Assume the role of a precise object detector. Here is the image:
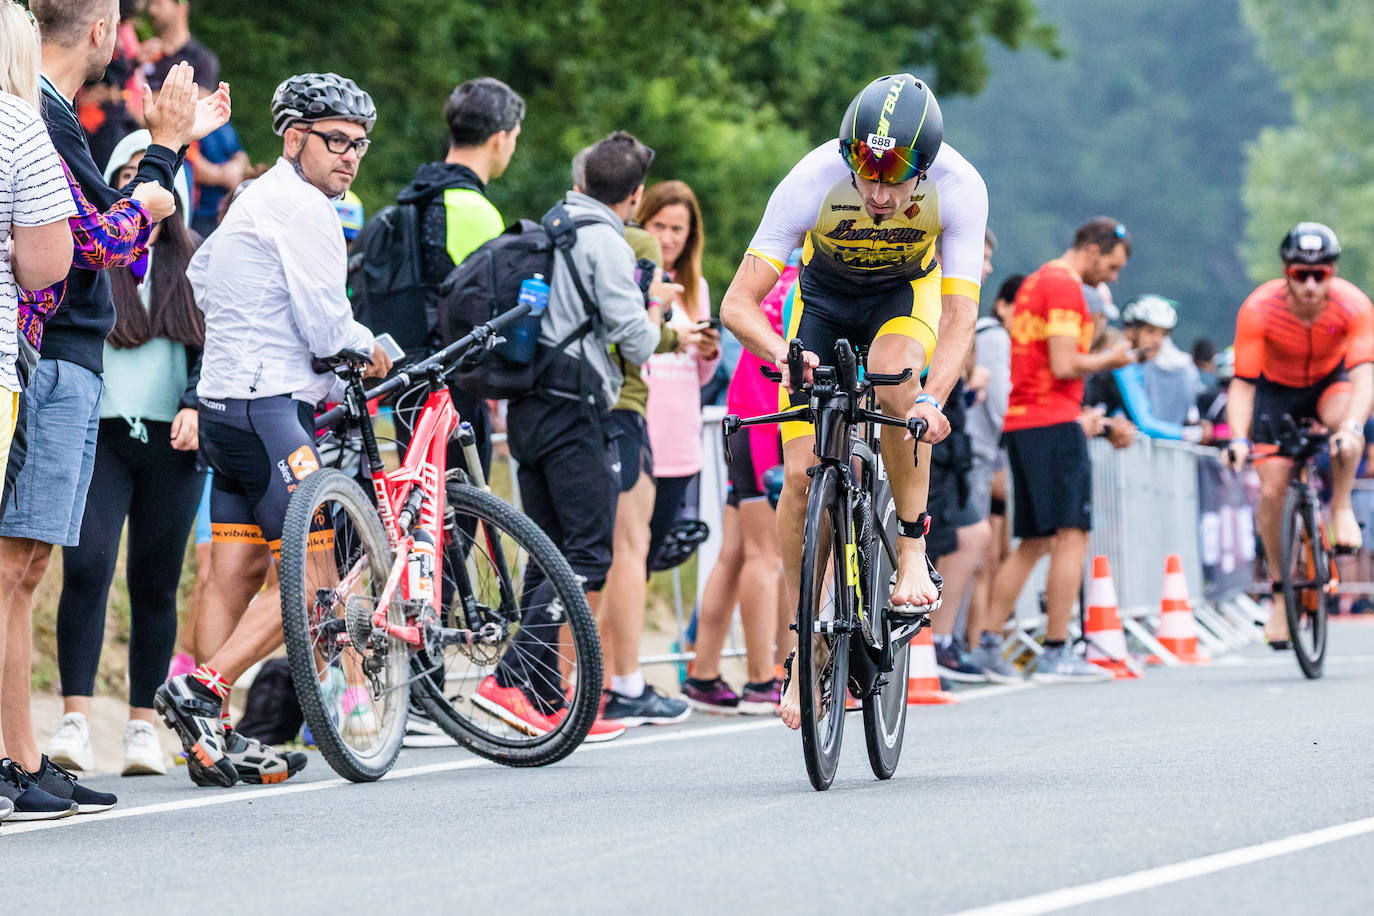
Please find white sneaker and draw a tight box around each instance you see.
[121,721,167,776]
[47,712,94,773]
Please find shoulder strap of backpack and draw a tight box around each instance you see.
[542,204,602,322]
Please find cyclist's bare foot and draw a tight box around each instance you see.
[1331,506,1362,551]
[779,638,828,731]
[890,542,940,612]
[1264,594,1290,644]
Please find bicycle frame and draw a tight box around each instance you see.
[723,339,922,672]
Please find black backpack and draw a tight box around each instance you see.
[438,203,600,400]
[347,203,435,357]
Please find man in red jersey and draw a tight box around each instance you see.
[988,217,1133,682]
[1224,222,1374,646]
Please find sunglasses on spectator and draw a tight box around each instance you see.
[1284,263,1334,284]
[304,129,371,157]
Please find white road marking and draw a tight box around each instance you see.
[0,719,780,836]
[951,682,1036,702]
[943,815,1374,916]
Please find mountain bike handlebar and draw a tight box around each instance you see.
[314,303,533,431]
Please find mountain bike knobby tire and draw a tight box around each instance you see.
[413,482,602,766]
[861,478,909,779]
[798,464,850,791]
[1280,486,1329,679]
[279,469,409,782]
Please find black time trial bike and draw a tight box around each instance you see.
[724,338,929,791]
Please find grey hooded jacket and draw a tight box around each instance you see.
[540,191,659,411]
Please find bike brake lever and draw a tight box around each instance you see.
[722,414,741,463]
[787,339,805,393]
[759,365,784,382]
[908,417,928,467]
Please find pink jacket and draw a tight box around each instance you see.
[644,276,720,477]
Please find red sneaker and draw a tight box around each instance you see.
[548,707,626,743]
[472,676,556,736]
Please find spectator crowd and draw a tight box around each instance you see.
[0,0,1365,823]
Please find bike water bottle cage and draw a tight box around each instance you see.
[897,512,931,539]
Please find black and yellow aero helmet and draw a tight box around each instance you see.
[838,74,943,184]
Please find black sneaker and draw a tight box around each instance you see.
[26,756,117,814]
[935,637,988,683]
[0,758,77,821]
[154,674,238,787]
[602,685,691,727]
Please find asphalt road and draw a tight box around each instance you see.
[6,620,1374,915]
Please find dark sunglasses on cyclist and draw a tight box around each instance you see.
[305,129,371,157]
[1284,263,1334,284]
[839,138,922,184]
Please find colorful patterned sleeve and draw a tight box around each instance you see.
[16,160,154,349]
[61,159,153,270]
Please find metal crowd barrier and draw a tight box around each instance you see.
[1009,436,1266,663]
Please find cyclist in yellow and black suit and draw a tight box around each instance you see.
[722,74,988,730]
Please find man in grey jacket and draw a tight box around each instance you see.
[486,131,671,729]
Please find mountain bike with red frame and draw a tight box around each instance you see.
[278,306,603,781]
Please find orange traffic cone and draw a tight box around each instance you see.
[907,626,958,705]
[1083,555,1140,679]
[1156,554,1209,665]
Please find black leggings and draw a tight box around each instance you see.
[56,418,204,707]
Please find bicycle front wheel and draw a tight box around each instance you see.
[798,464,850,791]
[1280,486,1329,679]
[412,474,602,766]
[279,469,409,782]
[862,478,909,780]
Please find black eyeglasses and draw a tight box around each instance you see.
[304,129,371,157]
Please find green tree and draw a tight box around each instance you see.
[1239,0,1374,293]
[940,0,1285,346]
[192,0,1055,300]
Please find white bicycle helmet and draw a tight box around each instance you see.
[1122,294,1178,330]
[1215,345,1234,382]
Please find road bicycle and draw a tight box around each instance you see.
[1268,415,1336,679]
[278,305,603,781]
[724,338,928,791]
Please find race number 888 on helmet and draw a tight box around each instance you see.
[271,72,377,136]
[838,74,943,184]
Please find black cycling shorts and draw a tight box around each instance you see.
[779,265,941,443]
[1251,367,1351,447]
[608,409,653,494]
[725,426,781,508]
[198,395,321,555]
[1005,421,1091,540]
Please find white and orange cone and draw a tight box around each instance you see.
[1083,555,1140,679]
[907,626,958,705]
[1155,554,1209,665]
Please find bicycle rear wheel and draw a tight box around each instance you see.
[411,473,602,766]
[862,479,909,779]
[1280,486,1329,679]
[279,469,409,782]
[798,464,850,791]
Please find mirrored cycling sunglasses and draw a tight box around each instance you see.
[839,138,922,184]
[1284,263,1334,284]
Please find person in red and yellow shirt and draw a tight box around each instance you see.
[990,217,1133,682]
[1224,222,1374,647]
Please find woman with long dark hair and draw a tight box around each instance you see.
[45,133,205,777]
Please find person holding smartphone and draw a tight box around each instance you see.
[637,180,721,572]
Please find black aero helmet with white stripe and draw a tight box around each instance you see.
[271,72,376,136]
[838,74,943,184]
[1279,221,1341,265]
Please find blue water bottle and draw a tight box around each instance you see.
[506,273,549,362]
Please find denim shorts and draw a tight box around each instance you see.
[0,359,103,547]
